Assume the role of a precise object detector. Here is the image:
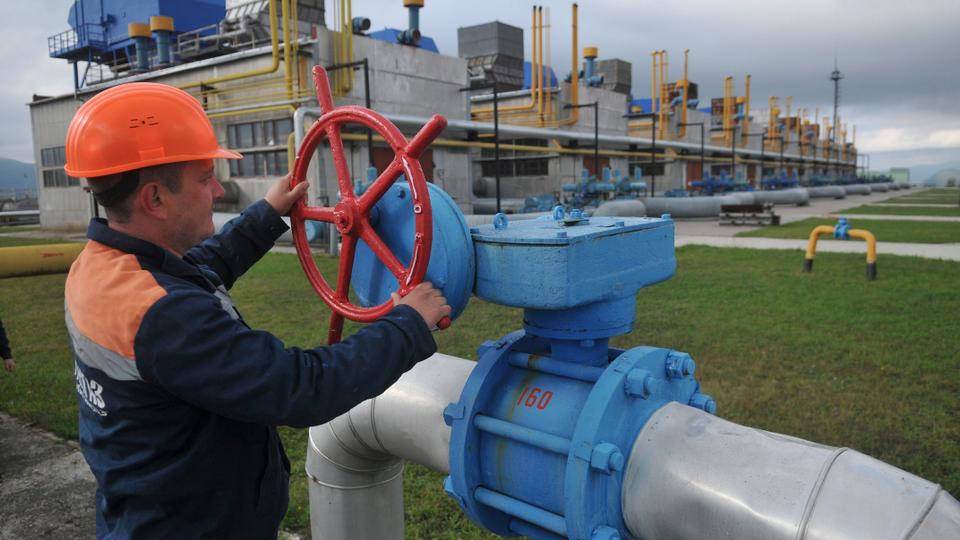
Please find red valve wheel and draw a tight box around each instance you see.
[290,66,449,343]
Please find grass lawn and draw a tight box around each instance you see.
[840,205,960,217]
[2,247,959,537]
[737,217,960,244]
[879,189,960,205]
[0,236,77,247]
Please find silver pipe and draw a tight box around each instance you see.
[622,402,960,540]
[306,353,475,540]
[293,107,851,166]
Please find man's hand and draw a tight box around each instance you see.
[391,282,451,328]
[265,174,309,216]
[3,358,15,372]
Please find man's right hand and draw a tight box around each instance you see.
[3,358,15,372]
[391,282,451,328]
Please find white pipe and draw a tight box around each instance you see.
[308,355,960,539]
[306,353,474,540]
[293,107,852,167]
[622,402,960,540]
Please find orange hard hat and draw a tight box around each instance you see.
[64,82,241,178]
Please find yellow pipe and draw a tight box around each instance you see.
[849,229,877,263]
[537,6,544,123]
[742,74,751,144]
[179,0,280,89]
[536,3,579,128]
[804,225,835,260]
[650,51,657,115]
[722,76,733,145]
[785,96,792,144]
[659,50,667,139]
[680,48,689,137]
[206,104,296,119]
[0,243,84,278]
[472,6,540,116]
[282,0,292,101]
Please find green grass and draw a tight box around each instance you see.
[2,247,959,537]
[0,236,77,247]
[879,188,960,205]
[737,217,960,243]
[840,205,960,217]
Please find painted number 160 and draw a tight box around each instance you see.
[516,386,553,410]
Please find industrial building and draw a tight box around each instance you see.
[30,0,860,230]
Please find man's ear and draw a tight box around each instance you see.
[135,183,169,220]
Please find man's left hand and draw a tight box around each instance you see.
[3,358,15,372]
[265,174,309,216]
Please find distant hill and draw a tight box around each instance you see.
[910,160,960,183]
[930,168,960,187]
[0,158,37,192]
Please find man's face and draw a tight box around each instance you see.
[167,159,224,252]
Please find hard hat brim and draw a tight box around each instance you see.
[66,147,243,179]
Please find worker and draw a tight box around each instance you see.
[62,82,450,538]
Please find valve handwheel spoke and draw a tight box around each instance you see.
[290,65,449,343]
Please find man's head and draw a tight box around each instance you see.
[64,82,240,254]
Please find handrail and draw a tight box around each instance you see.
[179,0,282,90]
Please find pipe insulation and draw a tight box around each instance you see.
[807,186,846,199]
[307,356,959,539]
[307,353,474,540]
[0,243,84,278]
[844,184,872,196]
[622,402,960,540]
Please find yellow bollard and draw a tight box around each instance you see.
[802,221,878,280]
[0,243,84,278]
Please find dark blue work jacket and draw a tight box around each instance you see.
[65,200,436,538]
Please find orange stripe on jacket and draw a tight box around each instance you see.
[65,240,167,360]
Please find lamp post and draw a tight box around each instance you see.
[565,100,601,187]
[679,121,705,189]
[709,125,737,180]
[461,83,501,213]
[624,111,657,196]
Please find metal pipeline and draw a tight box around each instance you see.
[623,402,960,540]
[307,357,960,539]
[306,353,473,540]
[179,0,282,90]
[0,243,84,278]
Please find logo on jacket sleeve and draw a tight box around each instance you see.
[75,363,108,417]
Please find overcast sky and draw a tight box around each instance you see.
[2,0,957,171]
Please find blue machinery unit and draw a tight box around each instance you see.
[353,183,715,539]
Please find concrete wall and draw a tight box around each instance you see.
[30,97,88,228]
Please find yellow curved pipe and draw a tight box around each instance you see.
[0,243,84,278]
[849,229,877,263]
[804,225,835,260]
[180,0,281,90]
[472,6,540,116]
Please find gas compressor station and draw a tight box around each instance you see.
[288,66,959,540]
[5,0,958,538]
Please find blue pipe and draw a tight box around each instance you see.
[133,36,151,72]
[473,414,572,455]
[398,6,421,45]
[474,487,568,536]
[154,30,171,65]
